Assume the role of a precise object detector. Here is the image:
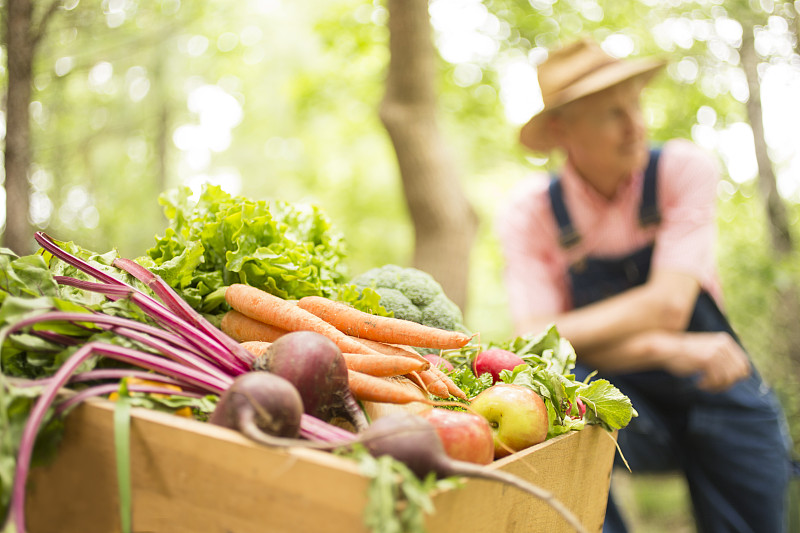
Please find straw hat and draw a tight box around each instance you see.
[519,37,666,152]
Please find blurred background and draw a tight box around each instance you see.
[2,1,798,528]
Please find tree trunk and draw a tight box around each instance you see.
[4,0,35,254]
[3,0,60,254]
[740,22,800,372]
[740,25,793,254]
[379,0,478,311]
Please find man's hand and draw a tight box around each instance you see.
[663,331,752,392]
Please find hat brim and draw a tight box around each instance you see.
[519,57,666,153]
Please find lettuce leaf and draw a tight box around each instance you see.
[140,185,349,314]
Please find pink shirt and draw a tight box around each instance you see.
[496,139,723,321]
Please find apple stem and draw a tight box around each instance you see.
[445,460,590,533]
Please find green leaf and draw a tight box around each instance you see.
[578,379,638,431]
[142,185,349,315]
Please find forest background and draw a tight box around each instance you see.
[2,0,799,529]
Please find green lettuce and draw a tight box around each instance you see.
[140,185,350,314]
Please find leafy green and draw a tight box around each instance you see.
[578,378,637,431]
[447,366,492,399]
[497,325,637,436]
[0,377,64,525]
[140,184,349,313]
[447,324,636,438]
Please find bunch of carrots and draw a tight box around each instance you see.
[221,284,472,405]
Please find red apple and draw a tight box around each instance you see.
[422,354,454,372]
[420,408,494,465]
[469,383,549,459]
[472,348,525,383]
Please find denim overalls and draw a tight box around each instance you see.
[549,149,793,533]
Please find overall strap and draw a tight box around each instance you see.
[548,176,581,248]
[549,147,662,249]
[639,148,662,227]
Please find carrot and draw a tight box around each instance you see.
[353,337,430,365]
[241,339,427,378]
[429,366,467,400]
[415,369,450,399]
[221,310,289,343]
[347,371,431,404]
[340,352,428,377]
[224,284,381,356]
[297,296,472,350]
[404,371,428,393]
[239,340,271,358]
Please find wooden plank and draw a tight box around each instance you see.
[426,425,615,532]
[27,401,370,533]
[26,400,615,533]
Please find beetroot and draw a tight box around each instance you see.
[210,371,304,445]
[252,331,368,432]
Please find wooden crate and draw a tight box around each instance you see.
[26,401,615,533]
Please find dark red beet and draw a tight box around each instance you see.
[210,371,304,445]
[252,331,367,431]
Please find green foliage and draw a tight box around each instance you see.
[141,184,349,313]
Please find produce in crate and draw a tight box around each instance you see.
[420,408,494,465]
[209,371,304,443]
[350,264,466,334]
[361,412,589,533]
[423,354,454,372]
[472,347,526,384]
[240,340,429,378]
[470,383,550,459]
[249,331,369,432]
[297,295,472,350]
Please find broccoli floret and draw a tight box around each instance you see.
[351,265,465,332]
[373,287,423,323]
[421,294,463,331]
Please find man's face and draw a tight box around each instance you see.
[551,80,649,190]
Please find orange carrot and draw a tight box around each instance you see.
[340,352,428,377]
[297,296,472,349]
[430,366,467,400]
[415,369,450,399]
[240,340,427,378]
[347,371,431,404]
[221,310,289,343]
[224,284,381,356]
[353,337,430,365]
[404,371,428,393]
[239,340,271,358]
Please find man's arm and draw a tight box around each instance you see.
[516,270,751,391]
[516,269,701,355]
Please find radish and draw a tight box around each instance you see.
[209,371,305,444]
[251,331,368,432]
[359,412,590,533]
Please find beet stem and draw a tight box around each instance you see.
[445,460,589,533]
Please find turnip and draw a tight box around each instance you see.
[359,412,589,533]
[252,331,368,432]
[210,371,304,444]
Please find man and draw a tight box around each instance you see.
[496,38,792,532]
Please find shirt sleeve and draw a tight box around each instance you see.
[651,139,720,286]
[495,177,571,322]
